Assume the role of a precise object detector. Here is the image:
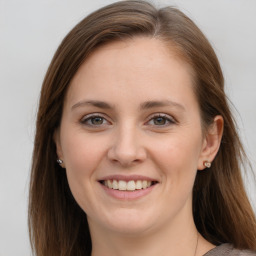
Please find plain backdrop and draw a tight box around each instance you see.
[1,0,256,255]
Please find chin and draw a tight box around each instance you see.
[98,208,158,235]
[107,221,153,236]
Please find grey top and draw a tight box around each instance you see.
[204,244,256,256]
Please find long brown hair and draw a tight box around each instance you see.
[29,1,256,255]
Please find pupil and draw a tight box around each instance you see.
[154,117,165,125]
[92,117,103,125]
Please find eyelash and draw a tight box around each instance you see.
[146,113,176,127]
[80,113,110,127]
[80,113,176,128]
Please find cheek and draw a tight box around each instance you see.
[61,133,106,211]
[149,131,203,193]
[153,133,202,169]
[62,131,105,173]
[60,132,106,202]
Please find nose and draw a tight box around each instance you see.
[107,125,147,167]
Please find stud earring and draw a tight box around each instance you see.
[57,159,63,165]
[204,161,211,168]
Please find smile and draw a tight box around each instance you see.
[100,179,158,191]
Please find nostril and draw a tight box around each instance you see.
[107,139,147,166]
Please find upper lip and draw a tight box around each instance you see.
[98,174,159,182]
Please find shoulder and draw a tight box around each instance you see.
[204,244,256,256]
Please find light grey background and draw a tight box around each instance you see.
[1,0,255,255]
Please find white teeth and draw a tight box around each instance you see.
[135,180,142,189]
[112,180,118,190]
[102,179,155,191]
[142,180,148,189]
[118,180,127,190]
[107,180,113,189]
[127,181,136,191]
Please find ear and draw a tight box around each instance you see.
[53,129,65,168]
[197,115,224,170]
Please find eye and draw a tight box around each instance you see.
[147,114,176,127]
[80,114,110,127]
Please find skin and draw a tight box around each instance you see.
[55,37,223,256]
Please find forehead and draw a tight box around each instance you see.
[66,37,197,109]
[79,37,191,75]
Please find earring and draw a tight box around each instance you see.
[204,161,211,168]
[57,159,63,165]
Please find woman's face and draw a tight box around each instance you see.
[55,37,209,235]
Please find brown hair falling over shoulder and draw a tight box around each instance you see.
[29,1,256,255]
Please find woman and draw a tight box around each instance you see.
[29,1,256,255]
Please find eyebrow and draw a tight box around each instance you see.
[71,100,113,110]
[140,100,185,111]
[71,99,185,111]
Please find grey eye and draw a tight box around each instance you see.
[147,114,176,127]
[81,115,108,126]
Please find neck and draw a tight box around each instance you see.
[90,213,200,256]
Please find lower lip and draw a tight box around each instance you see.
[100,183,156,200]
